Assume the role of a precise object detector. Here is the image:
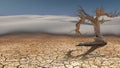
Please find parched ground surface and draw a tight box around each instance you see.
[0,33,120,68]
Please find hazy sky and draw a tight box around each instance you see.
[0,0,120,16]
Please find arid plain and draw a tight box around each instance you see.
[0,33,120,68]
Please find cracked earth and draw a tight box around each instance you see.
[0,33,120,68]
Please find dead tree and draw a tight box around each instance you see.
[64,8,118,59]
[65,8,118,59]
[76,7,116,45]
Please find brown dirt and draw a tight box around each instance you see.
[0,33,120,68]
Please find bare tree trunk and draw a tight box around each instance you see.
[93,20,106,43]
[93,17,101,37]
[92,16,107,43]
[94,23,100,36]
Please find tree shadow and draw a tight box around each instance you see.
[65,41,107,60]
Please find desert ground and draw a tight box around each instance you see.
[0,33,120,68]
